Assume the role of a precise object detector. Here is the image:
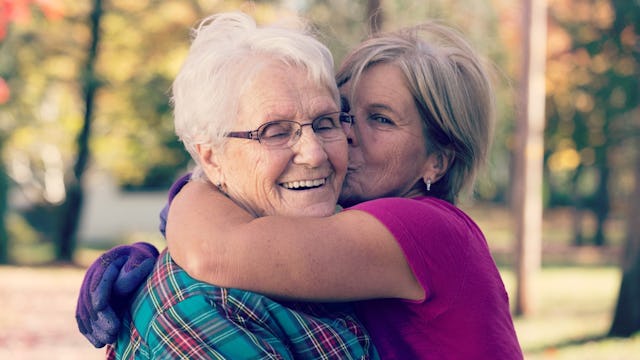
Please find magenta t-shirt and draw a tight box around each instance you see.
[347,196,523,359]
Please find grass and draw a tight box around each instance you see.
[502,266,640,359]
[460,204,640,359]
[2,261,636,359]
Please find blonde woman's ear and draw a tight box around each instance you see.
[421,153,443,185]
[421,148,454,187]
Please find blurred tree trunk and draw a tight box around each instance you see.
[366,0,383,33]
[609,128,640,337]
[570,165,585,246]
[55,0,103,261]
[592,150,610,246]
[609,0,640,337]
[0,142,8,264]
[513,0,546,316]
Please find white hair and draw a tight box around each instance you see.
[171,12,338,178]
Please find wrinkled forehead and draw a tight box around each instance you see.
[236,63,340,128]
[338,61,407,110]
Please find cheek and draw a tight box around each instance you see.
[251,153,290,190]
[226,147,287,193]
[364,140,424,184]
[371,149,404,186]
[391,143,429,181]
[326,140,348,172]
[366,144,396,172]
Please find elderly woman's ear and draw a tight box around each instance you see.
[195,143,226,189]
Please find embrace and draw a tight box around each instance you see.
[76,11,523,359]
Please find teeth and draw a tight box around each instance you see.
[282,178,326,189]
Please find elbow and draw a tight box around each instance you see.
[167,246,223,285]
[180,256,210,281]
[166,233,225,285]
[178,250,231,287]
[183,256,228,286]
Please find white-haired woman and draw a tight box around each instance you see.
[93,12,377,359]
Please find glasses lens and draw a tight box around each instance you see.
[258,121,297,146]
[312,113,344,140]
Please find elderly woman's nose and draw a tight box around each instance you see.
[292,128,329,165]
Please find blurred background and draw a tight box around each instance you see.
[0,0,638,359]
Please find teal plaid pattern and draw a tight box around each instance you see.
[107,250,378,359]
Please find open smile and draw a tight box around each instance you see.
[280,178,327,190]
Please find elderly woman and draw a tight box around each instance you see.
[93,12,377,359]
[78,18,523,359]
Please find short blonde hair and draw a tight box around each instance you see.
[337,22,495,204]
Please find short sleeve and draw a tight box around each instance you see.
[347,197,474,305]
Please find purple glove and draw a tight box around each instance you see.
[75,242,159,348]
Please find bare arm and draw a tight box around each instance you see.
[165,180,424,301]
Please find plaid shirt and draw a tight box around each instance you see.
[107,250,378,359]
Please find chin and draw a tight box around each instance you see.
[282,187,341,217]
[305,205,337,217]
[294,201,338,217]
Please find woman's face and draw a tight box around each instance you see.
[213,63,347,217]
[339,62,432,207]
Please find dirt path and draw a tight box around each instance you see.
[0,266,105,360]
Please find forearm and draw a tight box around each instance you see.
[165,180,254,284]
[166,181,423,301]
[165,181,319,299]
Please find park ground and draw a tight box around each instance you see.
[1,205,640,359]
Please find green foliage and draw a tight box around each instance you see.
[0,0,638,253]
[545,0,638,203]
[1,0,516,204]
[0,0,248,260]
[544,0,639,245]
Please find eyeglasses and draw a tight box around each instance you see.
[226,111,354,148]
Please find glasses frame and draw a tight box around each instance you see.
[226,111,354,148]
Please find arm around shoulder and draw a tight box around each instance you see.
[166,181,424,301]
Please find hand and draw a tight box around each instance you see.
[75,242,159,348]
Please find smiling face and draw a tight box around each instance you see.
[203,62,347,217]
[339,62,435,207]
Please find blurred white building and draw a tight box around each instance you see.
[77,171,168,244]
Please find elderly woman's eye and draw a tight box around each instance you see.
[261,122,293,139]
[314,116,339,131]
